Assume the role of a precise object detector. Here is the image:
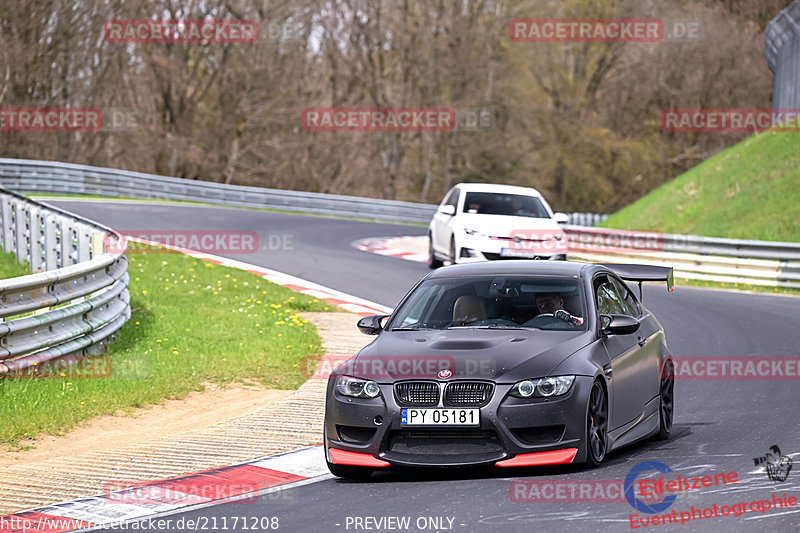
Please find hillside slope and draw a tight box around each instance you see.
[601,131,800,242]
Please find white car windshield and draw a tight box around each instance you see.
[462,192,549,218]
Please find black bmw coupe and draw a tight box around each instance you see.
[324,261,675,478]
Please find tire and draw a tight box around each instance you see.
[585,379,609,467]
[449,238,457,266]
[326,460,374,479]
[428,234,443,269]
[655,360,674,440]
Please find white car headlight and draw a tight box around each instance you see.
[464,227,487,237]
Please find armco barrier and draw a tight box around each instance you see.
[0,158,606,226]
[564,228,800,289]
[0,187,130,375]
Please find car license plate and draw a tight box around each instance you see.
[401,408,479,426]
[500,247,538,258]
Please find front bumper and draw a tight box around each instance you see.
[457,234,567,263]
[324,376,593,468]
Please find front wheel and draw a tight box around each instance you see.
[585,380,608,467]
[449,238,457,265]
[327,460,373,479]
[428,234,443,269]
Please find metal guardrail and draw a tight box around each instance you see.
[0,158,442,224]
[0,158,797,289]
[0,187,130,375]
[567,212,607,227]
[0,158,607,227]
[563,227,800,289]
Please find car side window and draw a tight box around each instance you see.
[594,276,626,316]
[612,277,642,317]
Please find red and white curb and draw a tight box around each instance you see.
[128,237,392,316]
[354,236,428,263]
[0,446,328,532]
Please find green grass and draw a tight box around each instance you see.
[0,245,330,446]
[0,249,30,279]
[672,277,800,295]
[600,131,800,242]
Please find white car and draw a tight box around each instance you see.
[428,183,569,268]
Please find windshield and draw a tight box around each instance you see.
[462,192,549,218]
[389,276,587,331]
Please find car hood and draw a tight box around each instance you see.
[345,329,594,383]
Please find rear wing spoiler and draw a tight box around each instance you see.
[601,264,674,300]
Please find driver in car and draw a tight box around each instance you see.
[535,292,585,326]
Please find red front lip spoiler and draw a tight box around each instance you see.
[328,448,390,467]
[494,448,578,467]
[329,447,578,468]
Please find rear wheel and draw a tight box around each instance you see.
[428,234,443,269]
[326,460,373,479]
[585,380,608,467]
[655,360,674,440]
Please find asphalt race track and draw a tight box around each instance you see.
[51,200,800,533]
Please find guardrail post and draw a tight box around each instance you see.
[14,201,28,267]
[0,195,14,254]
[29,206,43,272]
[44,211,60,270]
[75,223,93,263]
[61,218,76,266]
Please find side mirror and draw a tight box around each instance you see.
[553,212,569,224]
[357,314,390,335]
[438,204,456,216]
[600,314,640,336]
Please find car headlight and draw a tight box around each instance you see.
[509,376,575,398]
[464,227,487,237]
[335,376,382,398]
